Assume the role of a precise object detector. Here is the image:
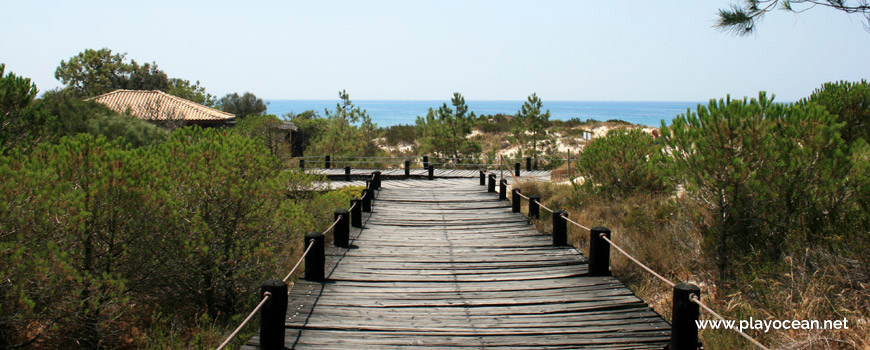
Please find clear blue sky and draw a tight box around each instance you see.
[1,0,868,101]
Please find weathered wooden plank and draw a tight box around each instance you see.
[244,178,668,349]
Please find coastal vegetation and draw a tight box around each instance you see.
[516,86,870,349]
[2,46,868,349]
[1,54,356,348]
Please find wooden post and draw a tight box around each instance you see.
[526,157,531,171]
[325,155,331,169]
[299,159,305,170]
[423,155,429,169]
[362,189,373,212]
[344,166,351,181]
[333,209,350,247]
[515,162,521,177]
[528,195,540,219]
[589,226,612,276]
[303,232,325,281]
[487,174,496,193]
[670,283,702,350]
[552,210,568,246]
[567,154,572,180]
[512,188,522,213]
[404,160,410,178]
[259,279,288,350]
[373,171,382,190]
[350,198,362,228]
[499,179,507,200]
[428,165,434,180]
[479,170,486,186]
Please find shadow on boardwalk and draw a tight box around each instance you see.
[244,178,669,349]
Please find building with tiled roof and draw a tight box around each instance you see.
[88,89,235,127]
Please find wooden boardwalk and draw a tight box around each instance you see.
[308,168,552,179]
[244,178,669,349]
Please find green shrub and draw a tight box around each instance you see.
[87,112,168,147]
[804,79,870,145]
[576,128,665,198]
[660,93,853,278]
[381,124,416,145]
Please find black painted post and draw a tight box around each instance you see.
[552,210,568,246]
[670,283,702,350]
[499,179,507,200]
[512,188,522,213]
[589,226,612,277]
[299,159,305,170]
[374,171,382,189]
[344,166,351,181]
[515,162,521,177]
[528,195,540,219]
[361,189,373,212]
[487,174,496,193]
[259,280,288,350]
[479,170,486,185]
[350,198,362,228]
[303,232,325,281]
[423,155,429,169]
[428,165,434,180]
[333,209,350,247]
[365,180,371,191]
[325,155,331,169]
[526,157,532,171]
[404,160,410,178]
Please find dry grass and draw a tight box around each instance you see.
[513,180,870,350]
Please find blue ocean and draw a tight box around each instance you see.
[266,100,705,128]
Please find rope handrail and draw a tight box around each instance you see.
[321,215,343,235]
[216,214,344,349]
[599,233,676,288]
[690,295,771,350]
[499,155,519,185]
[215,292,272,350]
[561,213,591,232]
[534,199,555,214]
[282,239,316,283]
[498,182,767,349]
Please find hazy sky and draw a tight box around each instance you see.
[2,0,868,101]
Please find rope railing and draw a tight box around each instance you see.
[215,292,272,350]
[561,214,591,232]
[282,239,316,283]
[499,177,769,350]
[599,233,676,288]
[534,199,555,214]
[216,213,347,349]
[691,295,771,350]
[321,214,343,236]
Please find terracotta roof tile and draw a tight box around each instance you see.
[88,90,235,122]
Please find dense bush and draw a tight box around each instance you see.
[660,93,855,278]
[233,114,291,157]
[474,113,513,133]
[1,64,49,153]
[381,124,416,145]
[575,128,665,198]
[0,127,353,348]
[804,79,870,145]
